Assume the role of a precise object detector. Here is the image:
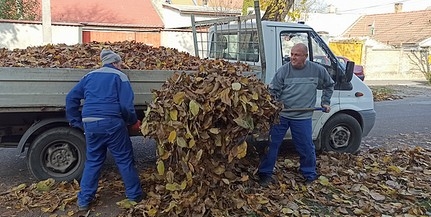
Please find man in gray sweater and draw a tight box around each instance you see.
[258,43,335,187]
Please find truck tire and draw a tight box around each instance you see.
[320,113,362,154]
[27,127,86,181]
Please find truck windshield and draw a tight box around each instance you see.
[280,31,336,79]
[209,31,259,62]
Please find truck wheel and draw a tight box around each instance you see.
[320,113,362,154]
[27,127,86,181]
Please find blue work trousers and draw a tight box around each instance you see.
[258,116,317,180]
[77,118,143,207]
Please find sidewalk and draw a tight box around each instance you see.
[364,79,430,87]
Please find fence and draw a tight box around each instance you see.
[363,47,428,80]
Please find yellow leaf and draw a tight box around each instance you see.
[281,207,294,214]
[166,183,181,191]
[318,176,330,186]
[161,201,177,213]
[188,138,196,148]
[222,178,230,185]
[353,208,364,215]
[233,117,253,129]
[231,82,241,91]
[168,131,176,143]
[169,109,178,121]
[236,141,247,159]
[36,178,55,192]
[251,92,259,100]
[173,92,186,105]
[189,100,200,116]
[195,149,203,163]
[116,199,137,209]
[209,128,220,134]
[180,180,187,190]
[387,165,402,173]
[67,211,74,216]
[11,183,27,192]
[257,198,269,204]
[157,160,165,176]
[176,137,187,148]
[213,166,225,175]
[148,208,158,216]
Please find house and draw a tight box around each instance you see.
[342,9,431,48]
[339,5,431,80]
[164,0,243,10]
[38,0,164,46]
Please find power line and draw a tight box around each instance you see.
[337,0,413,13]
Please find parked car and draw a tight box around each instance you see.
[313,55,365,81]
[337,56,365,81]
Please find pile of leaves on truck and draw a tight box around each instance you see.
[0,41,250,71]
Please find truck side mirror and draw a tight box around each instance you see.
[345,61,354,82]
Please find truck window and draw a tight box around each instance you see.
[209,32,259,62]
[280,31,336,80]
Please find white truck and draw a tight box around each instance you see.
[191,5,376,154]
[0,5,375,182]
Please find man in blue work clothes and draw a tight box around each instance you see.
[66,49,144,210]
[258,43,334,187]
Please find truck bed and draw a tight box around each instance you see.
[0,67,178,113]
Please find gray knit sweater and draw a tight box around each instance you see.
[269,60,335,120]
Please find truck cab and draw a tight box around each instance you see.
[193,17,376,153]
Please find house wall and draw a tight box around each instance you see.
[0,22,81,49]
[364,47,425,80]
[161,29,208,56]
[82,30,161,46]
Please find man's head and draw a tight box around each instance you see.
[100,49,122,69]
[290,43,308,69]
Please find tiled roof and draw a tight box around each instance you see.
[38,0,164,28]
[162,4,241,15]
[343,10,431,47]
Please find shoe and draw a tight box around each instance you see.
[130,191,147,203]
[303,175,319,185]
[77,204,89,211]
[258,174,275,187]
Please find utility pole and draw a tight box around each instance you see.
[42,0,52,44]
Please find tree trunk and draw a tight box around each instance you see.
[261,0,295,21]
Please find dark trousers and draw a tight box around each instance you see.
[258,116,317,180]
[77,118,143,206]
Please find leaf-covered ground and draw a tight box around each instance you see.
[1,146,430,217]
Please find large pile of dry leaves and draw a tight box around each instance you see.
[0,147,430,216]
[0,41,250,71]
[138,65,281,216]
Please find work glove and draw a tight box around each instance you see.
[128,120,142,134]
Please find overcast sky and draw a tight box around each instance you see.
[326,0,431,14]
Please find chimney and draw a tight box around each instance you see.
[327,4,337,13]
[394,3,403,13]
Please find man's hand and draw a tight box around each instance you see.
[322,105,331,113]
[128,120,142,134]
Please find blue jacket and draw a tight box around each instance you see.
[66,64,138,128]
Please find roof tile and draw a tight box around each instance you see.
[343,10,431,46]
[39,0,164,28]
